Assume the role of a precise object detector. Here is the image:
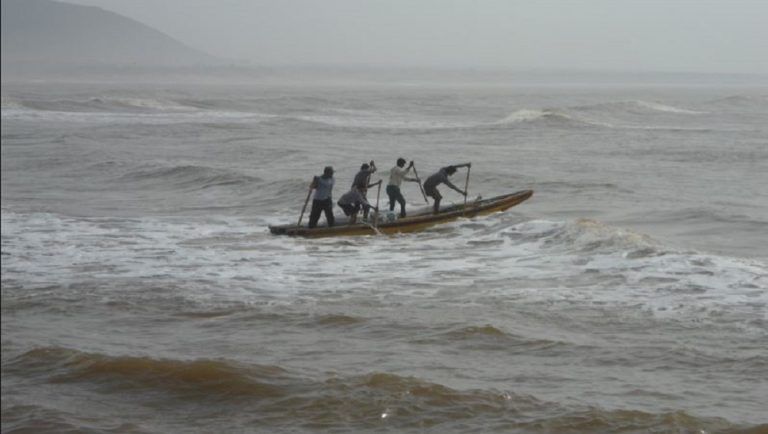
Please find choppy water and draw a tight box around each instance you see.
[2,80,767,433]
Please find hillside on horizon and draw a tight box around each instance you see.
[1,0,218,74]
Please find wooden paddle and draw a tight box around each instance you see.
[462,163,471,212]
[297,181,313,227]
[360,218,383,235]
[411,162,429,203]
[374,180,382,227]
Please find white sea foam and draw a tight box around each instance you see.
[89,96,197,112]
[633,100,704,114]
[497,109,561,123]
[3,211,765,325]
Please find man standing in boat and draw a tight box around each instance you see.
[387,158,419,218]
[424,164,469,214]
[352,160,377,221]
[308,166,335,228]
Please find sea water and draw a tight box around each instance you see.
[2,78,767,433]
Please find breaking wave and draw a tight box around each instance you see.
[544,218,662,255]
[490,99,705,129]
[632,100,704,114]
[8,93,759,133]
[493,108,612,128]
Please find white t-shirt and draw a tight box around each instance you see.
[388,165,413,187]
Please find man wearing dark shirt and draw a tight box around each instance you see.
[351,160,377,220]
[423,164,469,214]
[337,188,373,225]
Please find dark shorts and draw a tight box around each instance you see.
[338,202,361,216]
[424,185,441,201]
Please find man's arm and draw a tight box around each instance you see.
[443,179,465,195]
[403,161,417,181]
[356,190,374,210]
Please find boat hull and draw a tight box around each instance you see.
[269,190,533,238]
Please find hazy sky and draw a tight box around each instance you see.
[64,0,768,73]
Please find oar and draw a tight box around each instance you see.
[360,214,383,235]
[374,180,382,227]
[411,163,429,203]
[463,163,471,212]
[297,182,313,227]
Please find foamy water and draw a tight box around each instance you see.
[2,81,767,433]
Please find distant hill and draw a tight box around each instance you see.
[1,0,217,72]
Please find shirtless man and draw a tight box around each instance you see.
[423,164,469,214]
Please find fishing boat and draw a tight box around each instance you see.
[269,190,533,237]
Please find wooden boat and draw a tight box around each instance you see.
[269,190,533,237]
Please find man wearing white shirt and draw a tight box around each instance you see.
[386,158,419,218]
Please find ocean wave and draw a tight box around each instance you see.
[535,181,630,194]
[266,113,474,131]
[1,403,145,434]
[8,347,289,399]
[571,100,704,115]
[496,108,569,123]
[706,94,768,109]
[533,218,663,256]
[493,108,612,128]
[4,94,724,132]
[13,96,198,113]
[2,209,765,330]
[118,165,262,190]
[418,324,571,353]
[632,100,704,114]
[517,408,749,434]
[449,324,507,337]
[5,346,755,431]
[311,313,367,327]
[6,346,537,409]
[1,95,280,126]
[490,100,705,127]
[478,218,768,319]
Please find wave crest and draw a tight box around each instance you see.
[529,218,662,256]
[9,347,288,398]
[119,165,262,190]
[493,108,614,128]
[632,100,703,114]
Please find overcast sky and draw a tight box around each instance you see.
[64,0,768,73]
